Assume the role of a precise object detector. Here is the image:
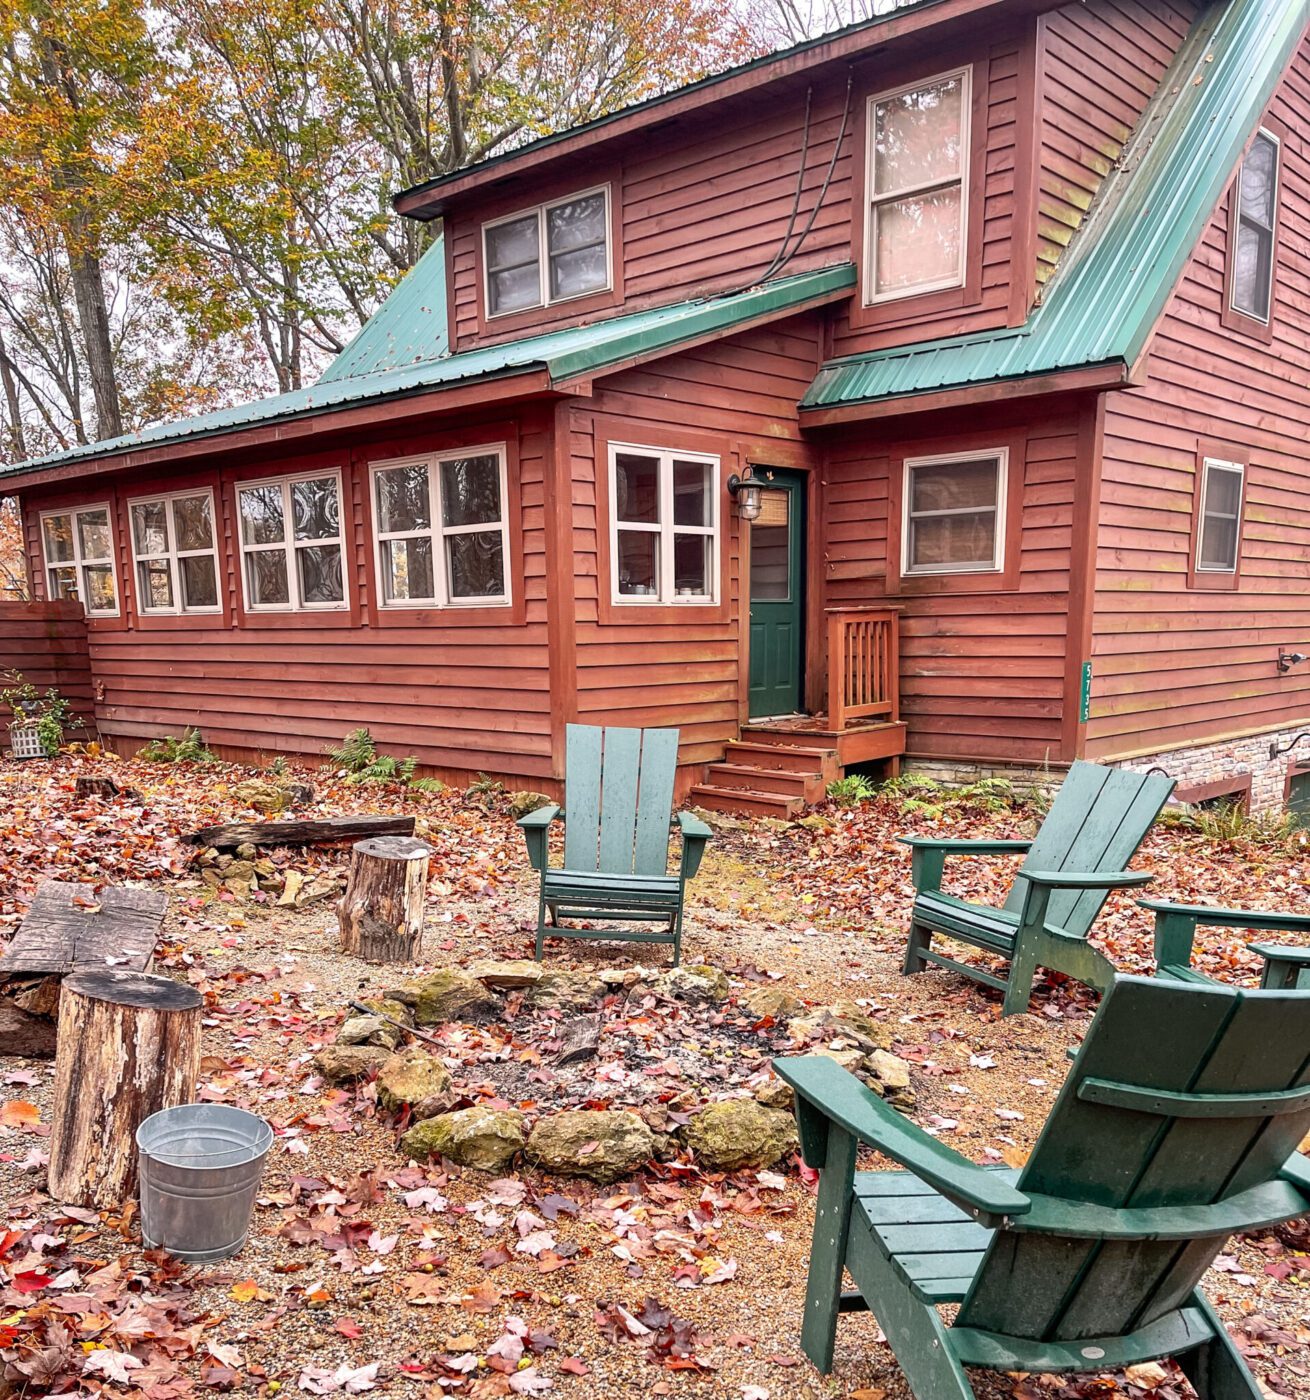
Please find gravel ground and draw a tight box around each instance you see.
[1,764,1308,1400]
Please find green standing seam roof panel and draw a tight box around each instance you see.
[802,0,1309,411]
[316,235,450,383]
[3,263,855,478]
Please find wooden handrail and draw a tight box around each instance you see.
[827,608,900,730]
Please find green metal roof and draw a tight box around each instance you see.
[317,236,449,383]
[801,0,1308,413]
[3,262,854,480]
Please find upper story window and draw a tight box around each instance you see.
[236,471,346,611]
[609,442,718,604]
[40,505,118,616]
[902,448,1006,575]
[1195,457,1245,574]
[129,489,221,614]
[866,69,970,304]
[1229,129,1280,325]
[371,446,510,607]
[484,187,611,318]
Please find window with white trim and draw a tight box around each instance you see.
[866,68,970,303]
[609,443,718,604]
[1230,129,1280,323]
[1196,457,1245,573]
[129,490,221,613]
[40,505,118,615]
[902,449,1006,575]
[371,446,510,607]
[484,187,610,317]
[236,472,346,611]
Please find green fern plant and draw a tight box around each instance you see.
[1184,799,1300,847]
[327,728,430,788]
[139,728,215,764]
[827,774,877,807]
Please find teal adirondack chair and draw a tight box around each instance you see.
[901,761,1175,1015]
[775,974,1310,1398]
[1145,898,1310,987]
[518,724,711,964]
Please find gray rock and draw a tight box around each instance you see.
[525,1109,656,1184]
[864,1048,912,1092]
[754,1076,795,1112]
[471,959,543,990]
[655,964,729,1003]
[508,791,556,819]
[338,1014,404,1050]
[788,1000,890,1051]
[376,1045,455,1119]
[356,996,414,1026]
[390,969,501,1025]
[681,1100,799,1170]
[524,971,603,1015]
[400,1107,525,1171]
[740,985,800,1021]
[314,1044,389,1083]
[234,779,290,815]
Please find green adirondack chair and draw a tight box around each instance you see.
[1144,898,1310,987]
[901,761,1175,1015]
[518,724,711,964]
[775,974,1310,1398]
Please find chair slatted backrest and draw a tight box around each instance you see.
[1003,763,1175,936]
[958,976,1310,1342]
[562,724,679,875]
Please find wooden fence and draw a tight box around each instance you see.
[0,601,97,735]
[826,607,900,730]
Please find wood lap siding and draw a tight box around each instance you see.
[0,601,96,732]
[1037,0,1197,284]
[568,317,822,770]
[823,406,1080,762]
[18,410,556,783]
[1086,44,1310,761]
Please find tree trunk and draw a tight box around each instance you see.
[189,813,414,850]
[74,775,122,800]
[0,323,27,462]
[47,970,202,1208]
[338,836,433,962]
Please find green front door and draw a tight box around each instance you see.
[1290,768,1310,826]
[748,470,805,718]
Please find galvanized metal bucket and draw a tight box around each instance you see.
[136,1104,273,1262]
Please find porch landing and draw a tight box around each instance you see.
[689,716,907,818]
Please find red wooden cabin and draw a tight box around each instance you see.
[4,0,1309,816]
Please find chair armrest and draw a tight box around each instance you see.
[899,837,1032,895]
[1023,869,1155,890]
[773,1054,1031,1223]
[517,804,561,872]
[1138,900,1310,933]
[897,838,1034,853]
[1249,942,1310,965]
[676,811,712,881]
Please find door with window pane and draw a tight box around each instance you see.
[748,471,805,719]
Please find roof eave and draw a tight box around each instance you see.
[392,0,1056,220]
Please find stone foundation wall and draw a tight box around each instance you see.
[907,725,1310,812]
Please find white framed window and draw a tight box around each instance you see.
[236,470,346,612]
[1230,128,1280,324]
[483,186,611,318]
[371,446,510,608]
[39,505,119,616]
[902,448,1006,575]
[608,442,719,604]
[1196,457,1245,573]
[128,489,222,614]
[865,67,970,304]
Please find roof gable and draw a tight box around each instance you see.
[802,0,1308,414]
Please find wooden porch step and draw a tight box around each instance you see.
[704,763,820,800]
[687,785,804,819]
[723,740,836,774]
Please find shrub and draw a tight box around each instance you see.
[1,671,82,756]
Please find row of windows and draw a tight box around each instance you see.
[480,80,1282,328]
[38,440,726,618]
[42,440,1251,621]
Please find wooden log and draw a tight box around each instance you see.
[338,836,434,963]
[555,1014,602,1066]
[47,970,202,1208]
[189,814,415,850]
